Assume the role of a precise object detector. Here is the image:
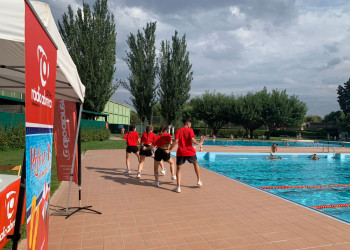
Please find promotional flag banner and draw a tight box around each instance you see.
[53,99,78,184]
[25,1,57,249]
[0,179,21,249]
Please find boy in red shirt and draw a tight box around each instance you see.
[137,125,165,178]
[123,125,140,173]
[167,118,204,193]
[152,126,176,187]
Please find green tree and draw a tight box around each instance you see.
[123,22,158,123]
[158,31,193,130]
[58,0,117,112]
[304,115,323,123]
[337,78,350,115]
[191,91,230,135]
[232,92,264,137]
[260,88,307,139]
[323,111,345,124]
[130,111,141,125]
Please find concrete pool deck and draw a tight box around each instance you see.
[19,145,350,249]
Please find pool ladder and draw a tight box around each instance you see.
[322,145,335,155]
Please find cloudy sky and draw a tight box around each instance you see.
[45,0,350,116]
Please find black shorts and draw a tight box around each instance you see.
[126,146,138,153]
[176,155,197,165]
[139,144,153,157]
[154,148,171,162]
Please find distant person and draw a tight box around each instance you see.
[168,118,204,193]
[266,153,281,160]
[283,141,289,146]
[152,125,176,187]
[123,125,140,173]
[271,143,278,153]
[230,134,234,140]
[121,127,125,138]
[310,154,320,160]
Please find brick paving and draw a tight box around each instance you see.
[19,145,350,249]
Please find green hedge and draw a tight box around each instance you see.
[81,127,110,142]
[0,126,111,150]
[0,125,25,150]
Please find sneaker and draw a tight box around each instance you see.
[152,181,160,187]
[161,169,166,175]
[124,169,131,173]
[136,173,141,179]
[197,179,202,187]
[171,175,177,180]
[173,186,181,193]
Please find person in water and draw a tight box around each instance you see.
[310,154,320,160]
[266,153,281,160]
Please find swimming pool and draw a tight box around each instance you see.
[203,140,350,148]
[197,152,350,223]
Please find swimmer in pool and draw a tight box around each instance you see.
[266,153,281,160]
[310,154,320,160]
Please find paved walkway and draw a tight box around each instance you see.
[20,146,350,249]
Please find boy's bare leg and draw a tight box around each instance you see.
[193,161,201,181]
[136,151,140,162]
[154,161,160,182]
[160,160,165,170]
[168,158,175,176]
[125,152,131,170]
[138,155,146,173]
[176,164,183,187]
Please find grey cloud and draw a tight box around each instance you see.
[324,43,339,53]
[318,58,342,70]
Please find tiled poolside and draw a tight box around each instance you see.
[19,146,350,249]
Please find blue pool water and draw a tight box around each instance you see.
[204,140,350,148]
[197,153,350,223]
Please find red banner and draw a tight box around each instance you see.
[25,1,57,249]
[0,178,21,249]
[53,99,78,184]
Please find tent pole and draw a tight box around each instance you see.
[78,104,82,207]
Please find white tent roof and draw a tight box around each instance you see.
[0,0,85,102]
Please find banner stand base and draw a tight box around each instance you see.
[52,206,102,219]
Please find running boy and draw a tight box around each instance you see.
[167,118,204,193]
[136,126,166,178]
[123,125,140,173]
[152,126,176,187]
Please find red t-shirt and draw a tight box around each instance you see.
[123,131,139,146]
[154,133,172,148]
[175,127,196,156]
[141,132,156,145]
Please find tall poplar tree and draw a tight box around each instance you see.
[123,22,158,123]
[58,0,117,112]
[337,78,350,115]
[158,31,193,130]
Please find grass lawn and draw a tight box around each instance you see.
[81,139,125,152]
[0,139,125,249]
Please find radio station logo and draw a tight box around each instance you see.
[30,45,53,108]
[37,45,49,87]
[6,191,16,220]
